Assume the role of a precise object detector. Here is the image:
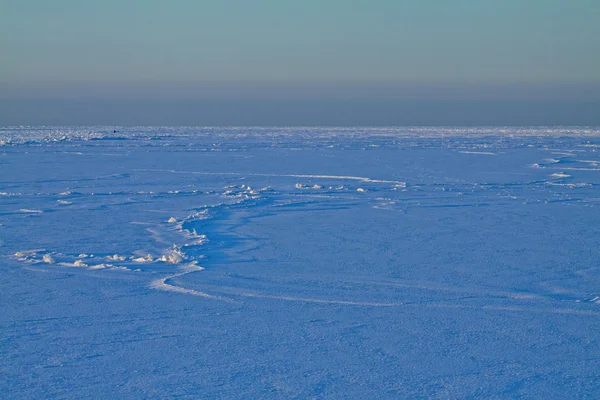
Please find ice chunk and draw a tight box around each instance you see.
[158,247,186,264]
[132,254,154,263]
[88,264,108,270]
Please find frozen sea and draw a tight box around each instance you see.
[2,126,600,399]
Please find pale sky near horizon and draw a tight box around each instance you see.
[1,0,599,125]
[2,0,599,84]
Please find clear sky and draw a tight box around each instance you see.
[1,0,599,125]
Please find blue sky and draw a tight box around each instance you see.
[1,1,599,125]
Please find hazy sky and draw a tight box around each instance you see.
[1,0,599,125]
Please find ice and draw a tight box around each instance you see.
[131,254,154,263]
[87,264,107,270]
[19,208,43,213]
[42,254,55,264]
[459,150,498,155]
[148,263,218,299]
[157,246,186,264]
[2,126,600,398]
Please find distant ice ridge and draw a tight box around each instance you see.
[459,150,497,155]
[2,126,600,147]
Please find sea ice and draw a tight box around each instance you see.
[2,126,600,398]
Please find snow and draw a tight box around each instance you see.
[42,254,55,264]
[2,126,600,398]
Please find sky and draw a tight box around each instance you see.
[1,0,599,125]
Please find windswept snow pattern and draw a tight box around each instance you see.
[2,126,600,398]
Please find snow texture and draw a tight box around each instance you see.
[2,126,600,398]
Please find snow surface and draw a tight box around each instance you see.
[2,126,600,398]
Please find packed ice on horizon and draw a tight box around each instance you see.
[2,126,600,398]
